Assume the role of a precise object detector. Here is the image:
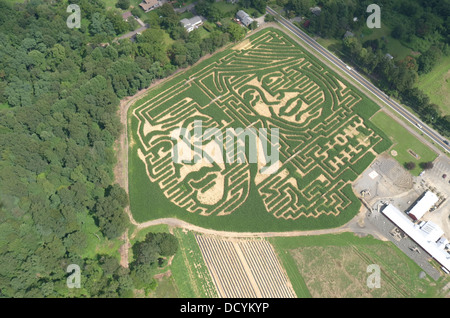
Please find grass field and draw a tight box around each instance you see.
[269,233,449,298]
[370,111,438,175]
[170,228,219,298]
[131,226,217,298]
[128,27,392,232]
[417,55,450,116]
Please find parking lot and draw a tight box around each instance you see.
[420,155,450,237]
[353,154,450,280]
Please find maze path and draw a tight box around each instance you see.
[132,30,385,220]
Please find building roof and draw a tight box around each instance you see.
[139,0,159,11]
[420,221,444,243]
[382,204,450,272]
[122,11,132,20]
[236,10,253,26]
[344,31,354,38]
[408,191,439,220]
[310,6,321,15]
[180,16,203,30]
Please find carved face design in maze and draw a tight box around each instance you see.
[133,31,383,219]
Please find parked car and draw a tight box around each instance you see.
[443,174,447,179]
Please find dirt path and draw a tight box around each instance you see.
[119,229,131,268]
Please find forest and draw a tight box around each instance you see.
[276,0,450,137]
[0,0,239,297]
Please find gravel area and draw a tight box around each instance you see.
[366,205,441,281]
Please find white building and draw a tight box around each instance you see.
[407,191,439,221]
[180,16,203,33]
[382,204,450,273]
[419,221,445,243]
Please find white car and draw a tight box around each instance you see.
[416,123,422,129]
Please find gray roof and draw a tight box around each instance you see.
[236,10,253,26]
[343,31,354,38]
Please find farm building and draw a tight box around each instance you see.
[236,10,254,27]
[382,204,450,273]
[139,0,161,12]
[407,191,439,221]
[180,16,204,32]
[419,221,445,243]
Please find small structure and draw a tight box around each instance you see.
[343,31,354,39]
[385,53,394,60]
[310,6,321,16]
[407,191,439,221]
[236,10,254,27]
[227,0,239,3]
[180,16,203,32]
[122,11,132,20]
[139,0,161,12]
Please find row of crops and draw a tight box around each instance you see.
[195,234,296,298]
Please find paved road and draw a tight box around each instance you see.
[266,6,450,155]
[115,24,149,42]
[174,2,196,13]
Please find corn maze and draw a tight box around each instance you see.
[130,28,389,229]
[195,235,296,298]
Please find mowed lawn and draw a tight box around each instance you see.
[370,111,437,175]
[269,233,447,298]
[417,55,450,116]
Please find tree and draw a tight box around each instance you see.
[116,0,130,10]
[418,46,442,74]
[250,21,259,30]
[420,161,434,170]
[405,162,416,170]
[226,23,246,42]
[156,233,179,256]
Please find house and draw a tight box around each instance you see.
[139,0,161,12]
[180,16,203,32]
[310,6,321,16]
[236,10,254,27]
[122,11,132,20]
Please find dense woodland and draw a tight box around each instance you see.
[277,0,450,137]
[0,0,240,297]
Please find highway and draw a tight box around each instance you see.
[266,6,450,154]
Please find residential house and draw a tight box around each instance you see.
[139,0,161,12]
[180,16,204,32]
[310,6,321,16]
[122,11,132,20]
